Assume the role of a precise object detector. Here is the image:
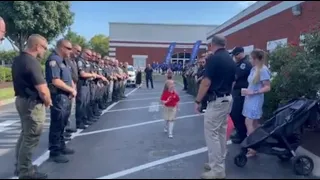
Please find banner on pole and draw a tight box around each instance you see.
[190,40,202,63]
[164,42,176,64]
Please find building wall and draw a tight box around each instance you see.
[110,22,217,44]
[110,41,206,65]
[109,22,214,64]
[206,1,320,51]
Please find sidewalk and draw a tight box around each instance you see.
[0,97,15,107]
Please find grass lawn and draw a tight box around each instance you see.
[0,87,15,101]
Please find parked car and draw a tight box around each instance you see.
[126,65,136,87]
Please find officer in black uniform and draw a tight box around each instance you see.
[196,57,207,113]
[96,55,109,110]
[75,49,96,129]
[194,34,236,179]
[100,58,110,109]
[182,64,188,91]
[45,39,75,163]
[88,52,101,121]
[230,47,252,144]
[64,44,81,139]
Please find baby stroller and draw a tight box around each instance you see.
[234,98,320,176]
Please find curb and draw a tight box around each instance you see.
[0,97,15,107]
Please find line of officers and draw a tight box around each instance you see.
[45,39,129,164]
[183,47,252,144]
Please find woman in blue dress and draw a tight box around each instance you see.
[242,49,271,157]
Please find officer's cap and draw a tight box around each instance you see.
[231,47,244,56]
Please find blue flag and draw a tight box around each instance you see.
[190,40,202,63]
[164,42,176,64]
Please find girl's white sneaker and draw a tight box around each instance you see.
[168,134,173,138]
[164,127,168,133]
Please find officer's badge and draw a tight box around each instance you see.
[77,61,83,67]
[49,61,56,67]
[240,63,246,70]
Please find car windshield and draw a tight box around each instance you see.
[127,67,134,71]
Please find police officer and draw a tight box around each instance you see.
[64,44,82,139]
[75,49,95,129]
[182,63,188,91]
[105,57,115,103]
[194,34,236,179]
[96,55,109,110]
[13,34,50,179]
[87,51,100,122]
[45,39,75,163]
[230,47,252,144]
[121,62,128,98]
[112,60,124,101]
[144,64,154,89]
[195,57,207,113]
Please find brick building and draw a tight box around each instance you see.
[206,1,320,53]
[108,22,216,68]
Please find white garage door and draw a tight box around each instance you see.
[132,55,147,70]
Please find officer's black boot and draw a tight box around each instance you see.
[50,155,69,163]
[66,128,77,133]
[61,147,75,155]
[76,123,86,130]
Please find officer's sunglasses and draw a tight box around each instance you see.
[0,37,4,42]
[64,46,72,51]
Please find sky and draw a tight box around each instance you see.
[1,1,256,50]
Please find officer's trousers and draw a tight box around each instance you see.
[75,85,89,126]
[15,97,46,177]
[145,77,154,88]
[108,81,114,102]
[230,91,247,141]
[113,80,120,101]
[182,75,188,90]
[204,95,232,175]
[49,94,72,156]
[89,83,99,117]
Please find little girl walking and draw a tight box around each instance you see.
[161,80,180,138]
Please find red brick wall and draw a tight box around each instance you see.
[111,45,206,64]
[225,1,320,50]
[207,1,282,40]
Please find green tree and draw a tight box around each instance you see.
[263,24,320,119]
[0,1,74,52]
[64,28,90,48]
[0,50,18,64]
[89,34,109,56]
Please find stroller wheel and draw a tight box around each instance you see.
[277,154,292,162]
[234,154,247,167]
[292,155,314,176]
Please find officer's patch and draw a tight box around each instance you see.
[240,63,246,70]
[49,61,56,67]
[77,61,83,67]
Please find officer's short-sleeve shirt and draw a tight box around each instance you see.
[66,59,79,83]
[204,48,236,95]
[45,52,73,87]
[12,52,46,98]
[234,57,252,90]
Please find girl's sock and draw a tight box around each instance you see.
[168,121,174,138]
[164,120,169,132]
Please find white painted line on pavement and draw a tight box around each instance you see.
[0,148,11,157]
[76,114,203,137]
[0,120,20,133]
[9,87,139,179]
[148,102,160,112]
[107,101,193,113]
[97,140,232,179]
[129,92,162,96]
[120,95,192,102]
